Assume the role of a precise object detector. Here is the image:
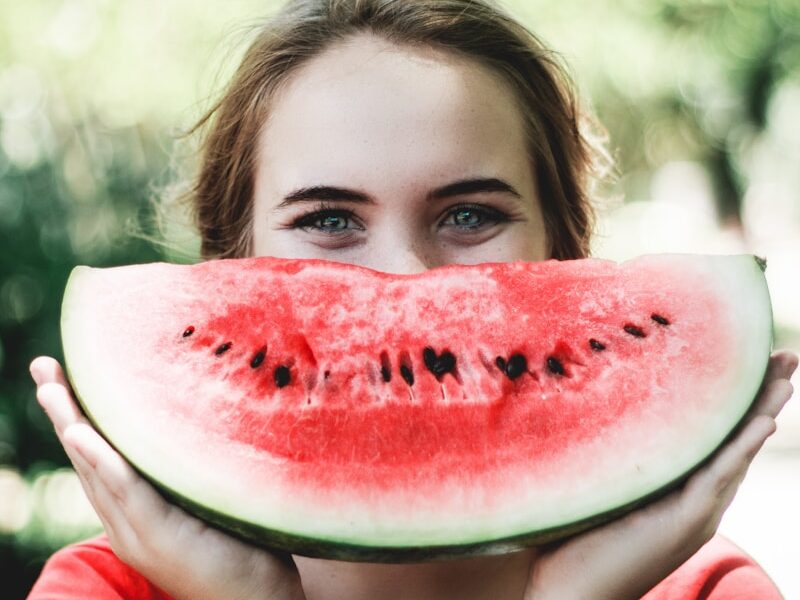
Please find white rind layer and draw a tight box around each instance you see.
[60,254,772,552]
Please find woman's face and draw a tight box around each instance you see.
[252,33,548,273]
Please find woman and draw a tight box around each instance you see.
[29,1,796,598]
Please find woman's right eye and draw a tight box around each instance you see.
[292,208,363,234]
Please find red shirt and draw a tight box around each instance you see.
[27,533,782,599]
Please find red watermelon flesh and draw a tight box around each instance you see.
[60,254,772,560]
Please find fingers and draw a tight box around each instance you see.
[681,414,776,536]
[64,423,167,520]
[30,355,71,387]
[64,441,125,541]
[765,350,799,382]
[61,424,149,564]
[36,380,88,436]
[63,422,174,551]
[713,415,775,496]
[709,415,776,511]
[30,356,154,560]
[30,356,88,437]
[740,350,797,426]
[63,424,131,497]
[751,378,794,420]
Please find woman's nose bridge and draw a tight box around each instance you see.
[386,243,431,274]
[368,208,436,274]
[372,225,434,274]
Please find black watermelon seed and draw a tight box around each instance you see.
[589,338,606,351]
[423,347,438,372]
[274,365,291,388]
[215,342,232,355]
[422,347,456,376]
[438,352,456,373]
[505,354,527,380]
[250,348,266,368]
[400,364,414,386]
[651,313,670,326]
[379,351,391,383]
[495,356,507,372]
[623,324,646,338]
[182,326,194,337]
[546,356,565,375]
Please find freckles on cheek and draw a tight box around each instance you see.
[488,230,549,263]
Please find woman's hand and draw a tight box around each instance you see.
[30,356,307,600]
[525,350,798,600]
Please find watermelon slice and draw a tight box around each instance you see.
[60,254,772,561]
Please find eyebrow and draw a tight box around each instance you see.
[276,177,522,208]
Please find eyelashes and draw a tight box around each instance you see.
[441,204,509,230]
[291,202,362,234]
[289,202,510,235]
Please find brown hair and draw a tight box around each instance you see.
[184,0,612,260]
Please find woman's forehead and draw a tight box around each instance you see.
[257,33,532,197]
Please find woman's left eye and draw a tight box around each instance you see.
[440,205,507,230]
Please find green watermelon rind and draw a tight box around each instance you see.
[60,255,773,562]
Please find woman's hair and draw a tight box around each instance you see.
[184,0,612,260]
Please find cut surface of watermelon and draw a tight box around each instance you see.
[60,254,772,560]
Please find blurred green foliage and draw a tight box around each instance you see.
[0,105,166,598]
[1,0,798,597]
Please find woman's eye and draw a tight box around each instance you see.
[293,209,361,234]
[316,214,348,230]
[441,205,506,230]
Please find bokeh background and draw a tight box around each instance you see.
[1,0,798,597]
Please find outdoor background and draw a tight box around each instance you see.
[1,0,798,597]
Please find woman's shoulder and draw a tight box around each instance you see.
[642,534,783,600]
[27,533,173,600]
